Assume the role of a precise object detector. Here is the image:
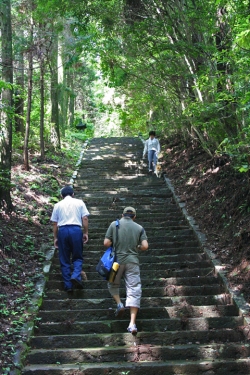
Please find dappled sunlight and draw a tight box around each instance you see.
[91,156,104,160]
[187,177,197,186]
[229,259,250,282]
[110,175,143,180]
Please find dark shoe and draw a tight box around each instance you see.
[65,287,73,293]
[115,303,125,318]
[71,278,84,289]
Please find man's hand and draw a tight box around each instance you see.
[83,233,88,244]
[82,216,88,244]
[139,240,148,251]
[52,222,59,248]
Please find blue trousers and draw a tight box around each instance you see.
[57,225,83,290]
[148,150,157,171]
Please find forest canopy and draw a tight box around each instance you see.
[1,0,250,208]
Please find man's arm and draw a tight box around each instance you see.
[104,237,112,248]
[82,216,89,243]
[157,139,161,153]
[138,240,148,251]
[143,140,148,157]
[52,222,58,248]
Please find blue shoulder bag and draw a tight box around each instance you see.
[96,219,119,280]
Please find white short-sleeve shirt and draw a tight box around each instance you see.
[50,196,89,227]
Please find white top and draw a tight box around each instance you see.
[50,195,89,227]
[143,137,160,154]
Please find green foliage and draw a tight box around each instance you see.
[7,0,250,170]
[0,80,13,91]
[216,126,250,172]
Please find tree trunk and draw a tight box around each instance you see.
[0,0,13,210]
[15,29,25,134]
[23,18,34,171]
[216,6,237,138]
[59,67,69,137]
[50,33,60,149]
[68,72,75,128]
[40,58,45,160]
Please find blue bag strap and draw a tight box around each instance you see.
[114,219,119,260]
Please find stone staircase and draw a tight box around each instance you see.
[22,137,250,374]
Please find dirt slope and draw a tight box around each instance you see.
[160,136,250,301]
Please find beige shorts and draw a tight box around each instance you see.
[107,263,141,308]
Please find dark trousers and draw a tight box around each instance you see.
[57,225,83,290]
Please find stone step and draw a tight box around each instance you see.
[87,213,186,220]
[82,245,204,254]
[87,201,178,207]
[86,209,183,217]
[75,185,172,192]
[25,342,250,365]
[76,234,199,243]
[49,253,209,274]
[49,267,214,278]
[48,268,213,281]
[41,294,232,310]
[44,284,225,299]
[89,260,212,270]
[38,304,239,322]
[83,242,203,250]
[81,246,202,255]
[86,221,189,227]
[34,316,243,336]
[87,202,180,208]
[30,327,243,350]
[48,273,214,285]
[86,228,194,235]
[46,276,221,290]
[87,203,179,209]
[75,182,171,189]
[21,358,250,375]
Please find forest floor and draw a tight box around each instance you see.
[1,135,250,374]
[160,135,250,300]
[0,139,84,374]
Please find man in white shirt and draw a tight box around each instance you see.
[50,186,89,292]
[143,131,161,172]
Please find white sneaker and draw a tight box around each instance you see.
[127,324,137,334]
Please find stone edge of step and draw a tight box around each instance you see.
[10,245,56,375]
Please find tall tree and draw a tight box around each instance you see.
[23,14,34,171]
[50,29,60,148]
[0,0,13,209]
[14,28,25,134]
